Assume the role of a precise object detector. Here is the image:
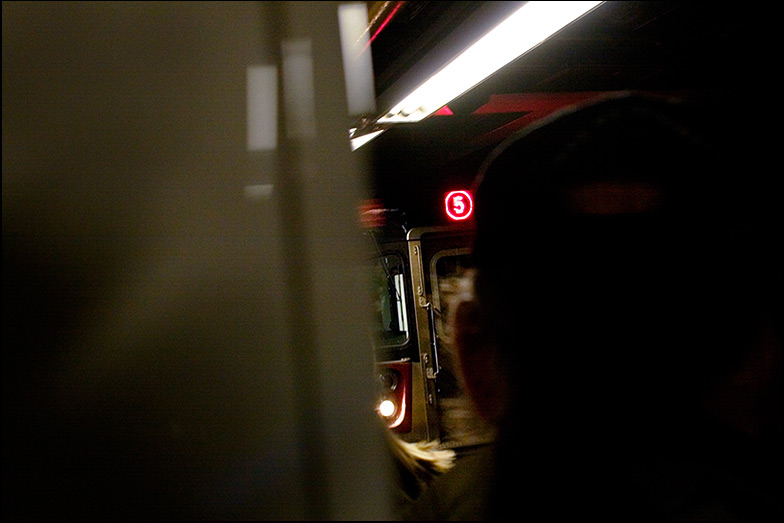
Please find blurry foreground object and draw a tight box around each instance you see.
[2,2,389,519]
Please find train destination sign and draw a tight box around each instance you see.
[445,190,473,221]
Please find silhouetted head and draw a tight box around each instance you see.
[473,93,771,408]
[451,90,782,518]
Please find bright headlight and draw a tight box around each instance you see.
[378,399,396,417]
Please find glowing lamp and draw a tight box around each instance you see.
[378,399,397,418]
[377,1,604,124]
[350,1,604,149]
[376,361,412,431]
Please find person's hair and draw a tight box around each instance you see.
[471,92,779,427]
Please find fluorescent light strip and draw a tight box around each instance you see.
[378,1,603,124]
[350,128,387,151]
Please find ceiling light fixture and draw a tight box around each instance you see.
[377,1,603,124]
[349,127,387,151]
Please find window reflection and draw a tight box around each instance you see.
[371,254,408,346]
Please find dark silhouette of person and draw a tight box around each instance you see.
[404,93,782,520]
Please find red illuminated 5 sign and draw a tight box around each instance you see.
[445,190,473,221]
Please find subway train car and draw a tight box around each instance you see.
[363,201,496,451]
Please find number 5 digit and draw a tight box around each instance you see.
[453,195,464,215]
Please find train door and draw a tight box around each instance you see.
[406,226,497,450]
[371,223,496,449]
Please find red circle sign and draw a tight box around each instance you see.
[445,190,473,221]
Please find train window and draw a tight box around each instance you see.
[371,254,409,346]
[430,249,473,341]
[430,249,496,448]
